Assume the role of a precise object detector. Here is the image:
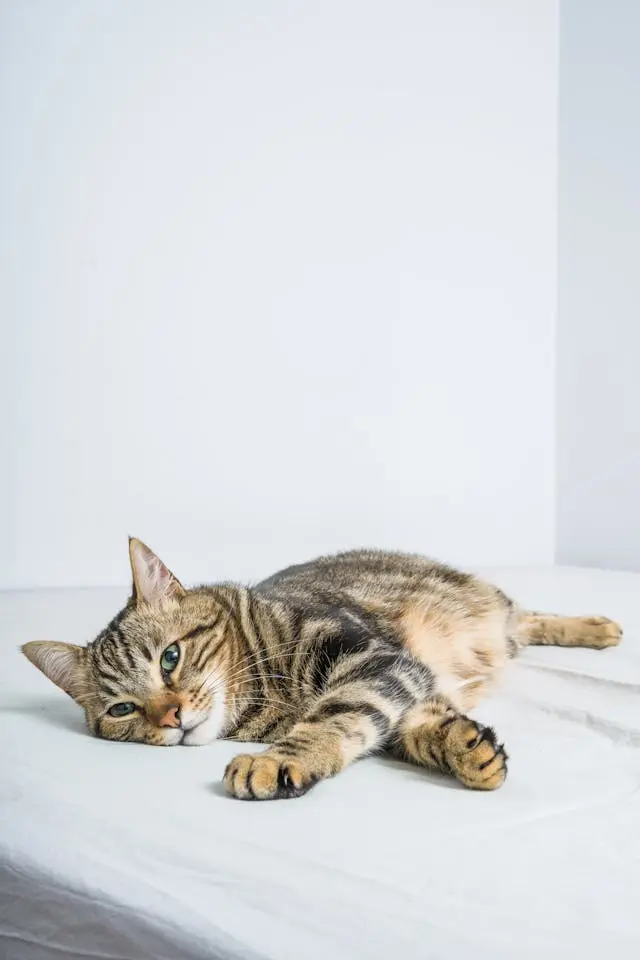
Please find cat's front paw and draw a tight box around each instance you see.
[223,752,317,800]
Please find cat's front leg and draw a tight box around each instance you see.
[223,684,401,800]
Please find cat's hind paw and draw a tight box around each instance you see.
[443,717,508,790]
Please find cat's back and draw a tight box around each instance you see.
[255,548,501,612]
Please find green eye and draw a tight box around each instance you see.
[160,643,180,674]
[109,702,136,718]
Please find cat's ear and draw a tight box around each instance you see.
[22,641,87,700]
[128,537,185,607]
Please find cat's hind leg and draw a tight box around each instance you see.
[514,612,622,650]
[393,696,508,791]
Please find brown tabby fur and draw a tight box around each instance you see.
[22,539,622,800]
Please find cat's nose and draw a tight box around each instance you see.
[158,704,182,728]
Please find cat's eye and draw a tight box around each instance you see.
[160,643,180,674]
[108,702,136,718]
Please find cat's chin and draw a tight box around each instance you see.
[161,728,184,746]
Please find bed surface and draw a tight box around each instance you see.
[1,565,639,960]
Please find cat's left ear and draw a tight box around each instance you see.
[22,641,88,700]
[128,537,186,607]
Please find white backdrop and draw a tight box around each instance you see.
[0,0,558,589]
[557,0,640,572]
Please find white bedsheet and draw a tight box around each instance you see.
[1,566,639,960]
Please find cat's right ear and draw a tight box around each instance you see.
[21,641,87,700]
[128,537,185,607]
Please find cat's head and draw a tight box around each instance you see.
[22,539,233,746]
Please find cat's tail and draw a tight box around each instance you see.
[514,611,622,650]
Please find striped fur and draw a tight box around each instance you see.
[22,539,622,800]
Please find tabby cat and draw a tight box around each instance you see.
[22,539,622,800]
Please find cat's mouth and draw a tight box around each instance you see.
[182,713,206,732]
[177,705,225,746]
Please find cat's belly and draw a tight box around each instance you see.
[399,602,512,711]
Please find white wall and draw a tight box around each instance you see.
[0,0,558,589]
[557,0,640,570]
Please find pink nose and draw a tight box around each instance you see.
[158,704,181,728]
